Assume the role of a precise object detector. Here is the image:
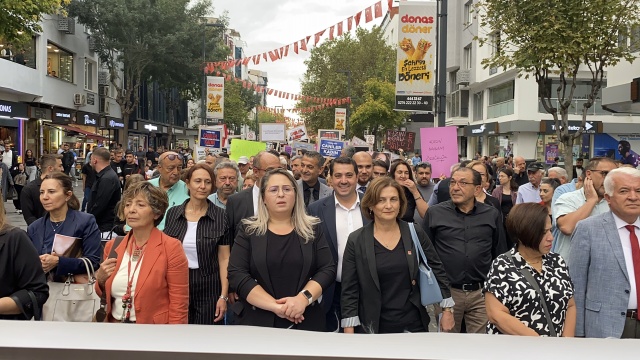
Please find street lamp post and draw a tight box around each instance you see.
[202,21,224,126]
[337,70,351,139]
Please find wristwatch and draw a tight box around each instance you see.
[442,307,454,314]
[219,295,229,302]
[299,290,313,305]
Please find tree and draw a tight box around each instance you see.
[477,0,640,175]
[350,79,405,144]
[223,80,261,134]
[1,0,69,42]
[68,0,217,144]
[299,27,396,137]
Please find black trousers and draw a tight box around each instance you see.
[188,268,223,325]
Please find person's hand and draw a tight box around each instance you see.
[40,253,60,273]
[276,295,308,322]
[214,297,227,323]
[228,292,239,304]
[344,327,355,334]
[273,303,304,324]
[96,258,118,287]
[583,177,598,202]
[440,310,455,332]
[439,173,447,181]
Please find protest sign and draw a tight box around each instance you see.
[318,139,346,158]
[229,139,267,162]
[420,127,458,177]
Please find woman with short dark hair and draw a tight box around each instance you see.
[95,181,189,324]
[484,203,575,336]
[341,177,452,334]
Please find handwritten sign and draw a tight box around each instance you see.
[420,127,458,177]
[319,139,346,158]
[385,130,416,152]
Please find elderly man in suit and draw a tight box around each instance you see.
[297,151,332,208]
[570,167,640,338]
[308,157,370,332]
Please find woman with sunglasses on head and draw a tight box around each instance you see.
[228,169,336,331]
[164,164,231,325]
[389,160,428,222]
[95,181,189,324]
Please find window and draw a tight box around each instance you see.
[490,31,501,56]
[449,71,458,93]
[488,81,515,118]
[448,90,469,118]
[0,36,36,69]
[473,92,484,121]
[47,42,73,82]
[631,25,640,53]
[464,2,473,27]
[463,44,472,70]
[538,79,609,115]
[84,59,96,91]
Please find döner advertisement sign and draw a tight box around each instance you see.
[395,1,437,112]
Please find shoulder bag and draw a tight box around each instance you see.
[408,222,443,306]
[505,251,557,337]
[43,257,100,322]
[94,236,125,323]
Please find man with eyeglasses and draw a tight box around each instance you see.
[148,151,190,230]
[209,162,239,209]
[297,151,332,208]
[226,151,281,242]
[422,167,507,333]
[515,162,545,204]
[553,157,617,260]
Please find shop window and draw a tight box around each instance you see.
[473,91,484,121]
[0,36,36,69]
[47,42,73,82]
[84,59,96,91]
[487,81,514,119]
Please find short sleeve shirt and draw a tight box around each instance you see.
[484,248,574,336]
[148,178,190,230]
[552,188,609,259]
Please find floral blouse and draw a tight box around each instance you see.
[484,248,574,336]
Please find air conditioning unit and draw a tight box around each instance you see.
[57,17,76,35]
[100,98,111,115]
[73,93,83,106]
[99,86,109,97]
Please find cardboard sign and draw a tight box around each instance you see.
[229,140,267,162]
[286,125,309,142]
[318,139,346,158]
[420,127,458,177]
[385,130,416,152]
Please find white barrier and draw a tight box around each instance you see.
[0,320,637,360]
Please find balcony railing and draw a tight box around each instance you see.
[538,98,611,115]
[487,99,514,119]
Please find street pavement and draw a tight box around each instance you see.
[4,183,86,231]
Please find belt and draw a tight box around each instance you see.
[451,283,483,291]
[626,310,638,319]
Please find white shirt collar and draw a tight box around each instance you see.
[334,192,360,211]
[611,211,640,230]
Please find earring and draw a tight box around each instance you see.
[369,208,373,215]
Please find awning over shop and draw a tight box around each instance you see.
[45,123,107,141]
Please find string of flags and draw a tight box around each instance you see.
[257,98,350,114]
[203,0,392,71]
[215,70,352,104]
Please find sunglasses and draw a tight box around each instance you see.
[162,153,183,161]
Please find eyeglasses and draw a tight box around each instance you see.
[266,185,294,196]
[161,153,184,161]
[450,180,476,188]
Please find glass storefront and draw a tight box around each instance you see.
[535,133,591,164]
[127,134,148,151]
[487,135,513,158]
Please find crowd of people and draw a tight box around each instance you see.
[1,144,639,340]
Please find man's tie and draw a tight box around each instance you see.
[358,186,366,194]
[625,225,640,319]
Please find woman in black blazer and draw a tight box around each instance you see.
[228,169,336,331]
[341,177,453,334]
[0,201,49,320]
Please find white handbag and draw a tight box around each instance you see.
[43,258,101,322]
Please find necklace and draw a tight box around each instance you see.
[121,238,147,323]
[49,218,66,232]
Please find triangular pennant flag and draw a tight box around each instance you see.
[375,1,383,18]
[347,16,353,31]
[263,52,268,61]
[329,25,335,40]
[235,59,242,66]
[300,39,307,51]
[279,47,284,59]
[355,11,362,27]
[268,51,278,62]
[268,89,274,95]
[337,21,343,36]
[215,71,221,76]
[314,29,326,45]
[294,42,299,54]
[242,58,250,65]
[284,45,289,57]
[388,0,393,11]
[365,7,373,23]
[286,93,290,100]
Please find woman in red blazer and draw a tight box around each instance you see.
[96,182,188,324]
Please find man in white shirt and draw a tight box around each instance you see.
[570,167,640,338]
[516,162,545,204]
[307,157,370,332]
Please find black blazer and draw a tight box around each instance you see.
[0,226,49,320]
[225,187,255,244]
[307,192,370,314]
[228,223,336,331]
[341,220,451,334]
[163,199,231,276]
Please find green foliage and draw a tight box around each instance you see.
[0,0,68,42]
[257,111,283,124]
[223,80,261,134]
[477,0,640,173]
[299,27,396,136]
[350,79,405,139]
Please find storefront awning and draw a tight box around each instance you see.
[46,123,107,141]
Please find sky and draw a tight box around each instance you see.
[210,0,386,115]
